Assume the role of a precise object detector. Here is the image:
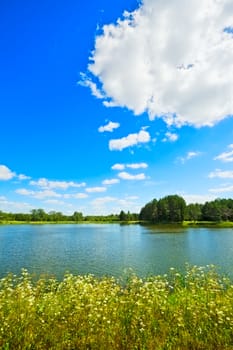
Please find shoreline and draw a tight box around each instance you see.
[1,220,233,227]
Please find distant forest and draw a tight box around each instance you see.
[139,195,233,223]
[0,195,233,223]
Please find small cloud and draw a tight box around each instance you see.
[91,196,116,206]
[118,171,146,180]
[30,178,86,190]
[0,197,33,213]
[43,199,66,205]
[73,193,89,199]
[111,163,125,170]
[126,162,148,169]
[16,188,33,196]
[85,186,107,193]
[102,178,120,185]
[177,151,201,164]
[208,169,233,179]
[18,174,31,180]
[0,165,16,180]
[64,193,89,199]
[112,162,148,170]
[78,73,105,99]
[163,132,179,142]
[98,121,120,133]
[209,185,233,193]
[182,193,217,204]
[214,144,233,162]
[16,188,62,199]
[109,130,150,151]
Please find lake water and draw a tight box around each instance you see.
[0,224,233,279]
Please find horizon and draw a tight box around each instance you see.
[0,0,233,215]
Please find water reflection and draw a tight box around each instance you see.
[0,224,233,279]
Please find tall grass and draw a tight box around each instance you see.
[0,266,233,349]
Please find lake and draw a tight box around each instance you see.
[0,224,233,279]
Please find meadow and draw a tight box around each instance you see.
[0,265,233,349]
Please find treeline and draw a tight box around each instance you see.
[0,209,138,223]
[1,195,233,224]
[139,195,233,223]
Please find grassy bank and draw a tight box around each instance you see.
[182,220,233,228]
[1,266,233,349]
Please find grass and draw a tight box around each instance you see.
[182,221,233,227]
[1,266,233,349]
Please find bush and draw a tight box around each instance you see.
[0,266,233,349]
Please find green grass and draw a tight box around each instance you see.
[182,221,233,227]
[1,266,233,349]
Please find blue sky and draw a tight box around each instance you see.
[0,0,233,215]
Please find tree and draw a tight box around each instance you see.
[72,211,83,222]
[185,203,202,221]
[31,209,47,221]
[157,195,186,222]
[139,199,158,222]
[119,210,127,221]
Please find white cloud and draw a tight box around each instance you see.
[64,193,89,199]
[126,162,148,169]
[178,151,201,163]
[73,193,89,199]
[163,132,179,142]
[102,178,120,185]
[112,162,148,170]
[83,0,233,127]
[30,178,86,190]
[85,186,107,193]
[98,121,120,132]
[79,72,105,99]
[208,169,233,179]
[18,174,31,180]
[118,171,146,180]
[109,130,150,151]
[0,165,15,180]
[209,185,233,193]
[182,193,217,204]
[91,196,116,206]
[0,198,33,213]
[214,144,233,162]
[44,199,66,205]
[111,163,125,170]
[16,188,62,199]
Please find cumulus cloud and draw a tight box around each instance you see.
[163,132,179,142]
[30,178,86,190]
[83,0,233,127]
[91,196,116,206]
[214,144,233,162]
[18,174,31,180]
[112,162,148,170]
[73,193,89,199]
[102,178,120,185]
[178,151,201,163]
[98,121,120,132]
[209,185,233,193]
[0,197,33,213]
[85,186,107,193]
[118,171,146,180]
[0,165,16,180]
[111,163,125,170]
[127,162,148,169]
[109,130,150,151]
[182,193,217,204]
[16,188,62,199]
[208,169,233,179]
